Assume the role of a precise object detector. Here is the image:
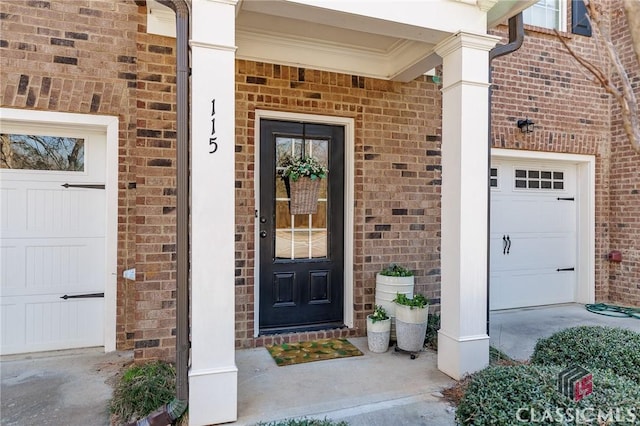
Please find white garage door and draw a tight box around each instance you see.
[490,159,577,310]
[1,127,106,355]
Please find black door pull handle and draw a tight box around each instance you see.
[503,235,507,255]
[506,235,511,254]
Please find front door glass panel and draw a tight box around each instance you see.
[274,136,328,259]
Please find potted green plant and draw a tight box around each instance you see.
[375,263,415,318]
[279,155,328,215]
[393,293,429,354]
[366,305,391,353]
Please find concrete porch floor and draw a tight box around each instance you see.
[2,303,639,425]
[236,303,640,425]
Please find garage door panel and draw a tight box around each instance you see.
[0,239,103,297]
[494,234,575,271]
[490,270,575,310]
[1,245,23,291]
[1,302,25,351]
[25,297,103,348]
[25,240,104,292]
[26,187,105,235]
[493,198,574,235]
[490,159,577,310]
[0,187,26,232]
[1,126,106,355]
[1,296,103,353]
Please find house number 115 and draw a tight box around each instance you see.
[209,99,218,154]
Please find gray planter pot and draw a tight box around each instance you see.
[394,304,428,353]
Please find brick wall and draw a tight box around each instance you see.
[235,61,443,348]
[130,4,178,360]
[0,0,140,350]
[490,6,613,302]
[3,1,638,362]
[608,3,640,306]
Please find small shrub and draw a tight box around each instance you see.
[109,360,176,424]
[456,364,640,425]
[368,304,389,323]
[424,313,440,350]
[531,325,640,382]
[393,292,429,309]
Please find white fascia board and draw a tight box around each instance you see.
[237,30,435,81]
[244,0,487,41]
[487,0,539,28]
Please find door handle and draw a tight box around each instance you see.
[260,230,267,238]
[506,235,511,254]
[503,235,507,255]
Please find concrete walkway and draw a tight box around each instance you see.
[489,303,640,361]
[0,348,132,426]
[2,303,639,425]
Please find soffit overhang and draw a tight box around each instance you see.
[235,0,535,82]
[148,0,536,82]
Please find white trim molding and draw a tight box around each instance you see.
[253,110,356,337]
[491,148,596,305]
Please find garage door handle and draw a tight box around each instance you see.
[556,267,575,272]
[503,235,507,254]
[60,293,104,299]
[506,235,511,254]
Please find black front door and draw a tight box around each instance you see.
[259,120,344,333]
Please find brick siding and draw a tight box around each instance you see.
[608,3,640,306]
[0,0,140,350]
[235,61,443,348]
[1,1,638,362]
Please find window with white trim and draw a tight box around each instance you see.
[523,0,567,32]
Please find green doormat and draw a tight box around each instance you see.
[266,338,363,366]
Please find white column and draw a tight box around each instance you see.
[189,0,237,424]
[435,32,499,380]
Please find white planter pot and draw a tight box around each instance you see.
[374,273,414,317]
[394,303,428,352]
[394,303,429,324]
[366,316,391,353]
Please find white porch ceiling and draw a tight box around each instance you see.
[235,0,533,82]
[148,0,536,82]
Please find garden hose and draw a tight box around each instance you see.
[585,303,640,319]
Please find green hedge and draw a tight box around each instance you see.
[456,365,640,425]
[531,326,640,382]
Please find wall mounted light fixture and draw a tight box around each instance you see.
[517,118,535,133]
